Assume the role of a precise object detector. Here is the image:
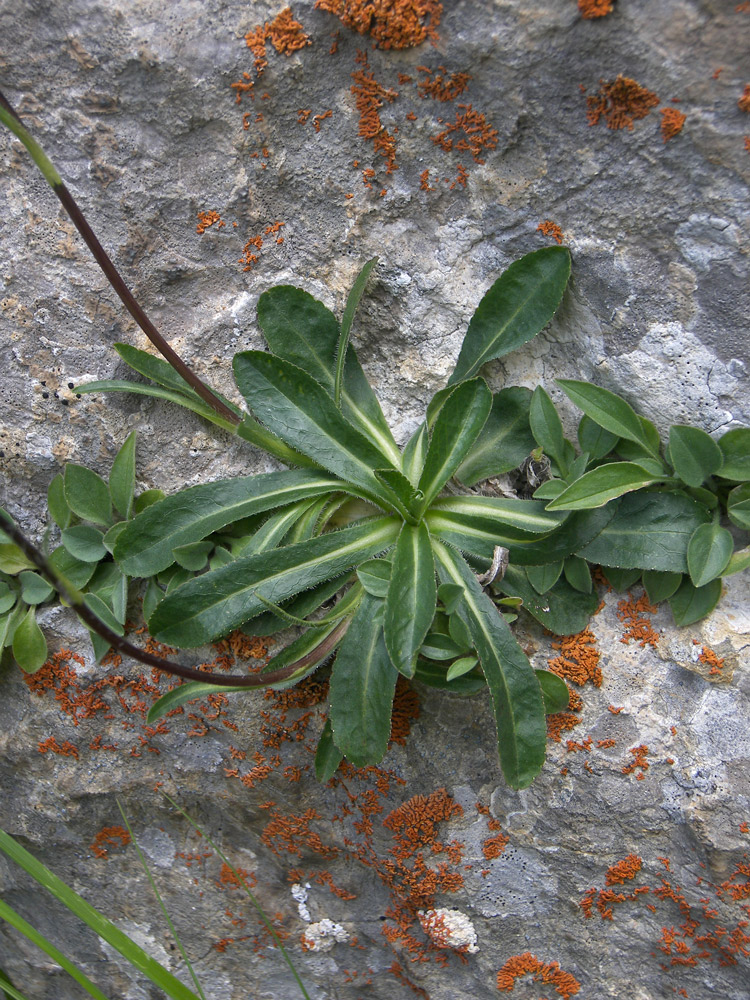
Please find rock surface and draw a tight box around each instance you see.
[0,1,749,998]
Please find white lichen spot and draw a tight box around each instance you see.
[300,918,349,952]
[417,907,479,954]
[291,882,312,922]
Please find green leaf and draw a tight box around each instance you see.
[717,428,750,481]
[420,632,468,660]
[63,464,112,526]
[142,578,164,621]
[47,473,73,530]
[0,544,35,575]
[508,505,619,566]
[357,558,392,597]
[115,469,342,577]
[429,495,564,537]
[134,489,166,513]
[642,569,683,604]
[247,574,351,636]
[61,525,108,563]
[415,378,492,515]
[446,656,479,682]
[669,577,722,626]
[315,719,344,782]
[526,561,564,594]
[668,425,723,487]
[114,343,240,414]
[725,546,750,576]
[454,387,535,486]
[12,607,47,673]
[530,386,567,473]
[374,468,419,519]
[563,556,592,593]
[0,828,201,1000]
[147,681,249,723]
[603,567,642,591]
[433,542,546,789]
[727,483,750,529]
[233,499,320,558]
[535,669,569,714]
[329,593,398,768]
[413,658,486,694]
[448,247,571,385]
[49,546,97,590]
[335,257,378,407]
[102,521,128,554]
[19,572,54,605]
[437,583,464,613]
[0,581,17,615]
[257,285,400,465]
[686,523,734,587]
[110,430,137,519]
[545,462,662,510]
[576,491,711,572]
[149,517,400,647]
[384,523,436,678]
[83,593,125,635]
[556,380,658,456]
[497,566,600,636]
[0,603,26,650]
[233,352,399,504]
[577,415,619,462]
[402,422,428,487]
[172,541,213,572]
[532,480,566,500]
[88,563,128,623]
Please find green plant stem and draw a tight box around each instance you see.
[162,794,312,1000]
[0,92,238,428]
[0,970,31,1000]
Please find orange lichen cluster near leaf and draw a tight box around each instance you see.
[350,67,399,172]
[739,85,750,112]
[617,591,659,647]
[547,711,582,742]
[315,0,442,49]
[196,210,225,234]
[578,0,613,17]
[606,854,643,885]
[38,735,79,758]
[496,952,581,998]
[548,627,602,687]
[389,677,421,745]
[90,825,131,859]
[660,107,686,141]
[245,7,311,77]
[537,219,565,244]
[697,644,725,675]
[586,75,660,130]
[432,103,498,163]
[417,66,471,102]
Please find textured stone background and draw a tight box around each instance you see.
[0,1,749,998]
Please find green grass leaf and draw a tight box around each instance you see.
[335,258,378,406]
[454,386,535,486]
[668,425,723,487]
[448,247,571,385]
[686,523,734,587]
[384,522,436,678]
[557,381,658,456]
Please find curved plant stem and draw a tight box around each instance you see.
[0,91,238,427]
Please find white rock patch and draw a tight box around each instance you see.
[300,918,349,952]
[418,908,479,953]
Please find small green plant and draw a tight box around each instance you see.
[1,93,748,791]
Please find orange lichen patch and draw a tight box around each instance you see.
[608,704,623,714]
[739,85,750,112]
[496,952,581,998]
[537,219,565,244]
[389,677,420,746]
[449,163,469,189]
[622,744,650,779]
[38,735,79,758]
[548,627,602,687]
[315,0,442,49]
[244,7,311,77]
[419,168,434,190]
[297,108,312,124]
[606,854,643,885]
[547,711,581,742]
[350,67,399,172]
[578,0,613,16]
[383,788,463,858]
[196,210,225,234]
[25,649,104,724]
[617,592,659,647]
[586,75,660,130]
[231,72,255,104]
[740,822,749,834]
[719,859,750,902]
[660,107,686,141]
[262,805,338,860]
[90,825,131,859]
[596,738,616,749]
[697,645,725,675]
[312,109,333,132]
[432,104,498,163]
[218,863,257,890]
[239,234,263,271]
[417,66,471,101]
[745,136,750,153]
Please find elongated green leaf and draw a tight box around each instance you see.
[577,491,711,571]
[374,468,419,519]
[415,379,492,514]
[546,462,662,510]
[247,573,351,636]
[433,542,546,788]
[556,380,657,456]
[63,464,112,526]
[0,603,25,650]
[402,422,428,486]
[0,967,32,1000]
[668,425,723,487]
[84,593,125,635]
[329,593,398,767]
[114,469,343,577]
[577,414,619,462]
[496,566,600,636]
[284,496,332,544]
[446,656,479,682]
[76,381,237,432]
[727,483,750,529]
[232,500,320,558]
[315,718,344,782]
[530,386,567,472]
[12,608,47,673]
[384,523,436,678]
[725,546,750,576]
[642,569,683,604]
[420,632,469,660]
[687,523,733,587]
[454,387,535,486]
[426,496,565,560]
[0,898,110,1000]
[0,581,16,615]
[717,428,750,481]
[61,525,107,562]
[335,258,378,407]
[47,473,73,530]
[669,577,722,626]
[0,829,200,1000]
[149,517,400,647]
[448,247,571,385]
[110,431,137,519]
[114,343,240,414]
[535,669,569,714]
[257,286,400,464]
[148,681,250,722]
[233,352,399,504]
